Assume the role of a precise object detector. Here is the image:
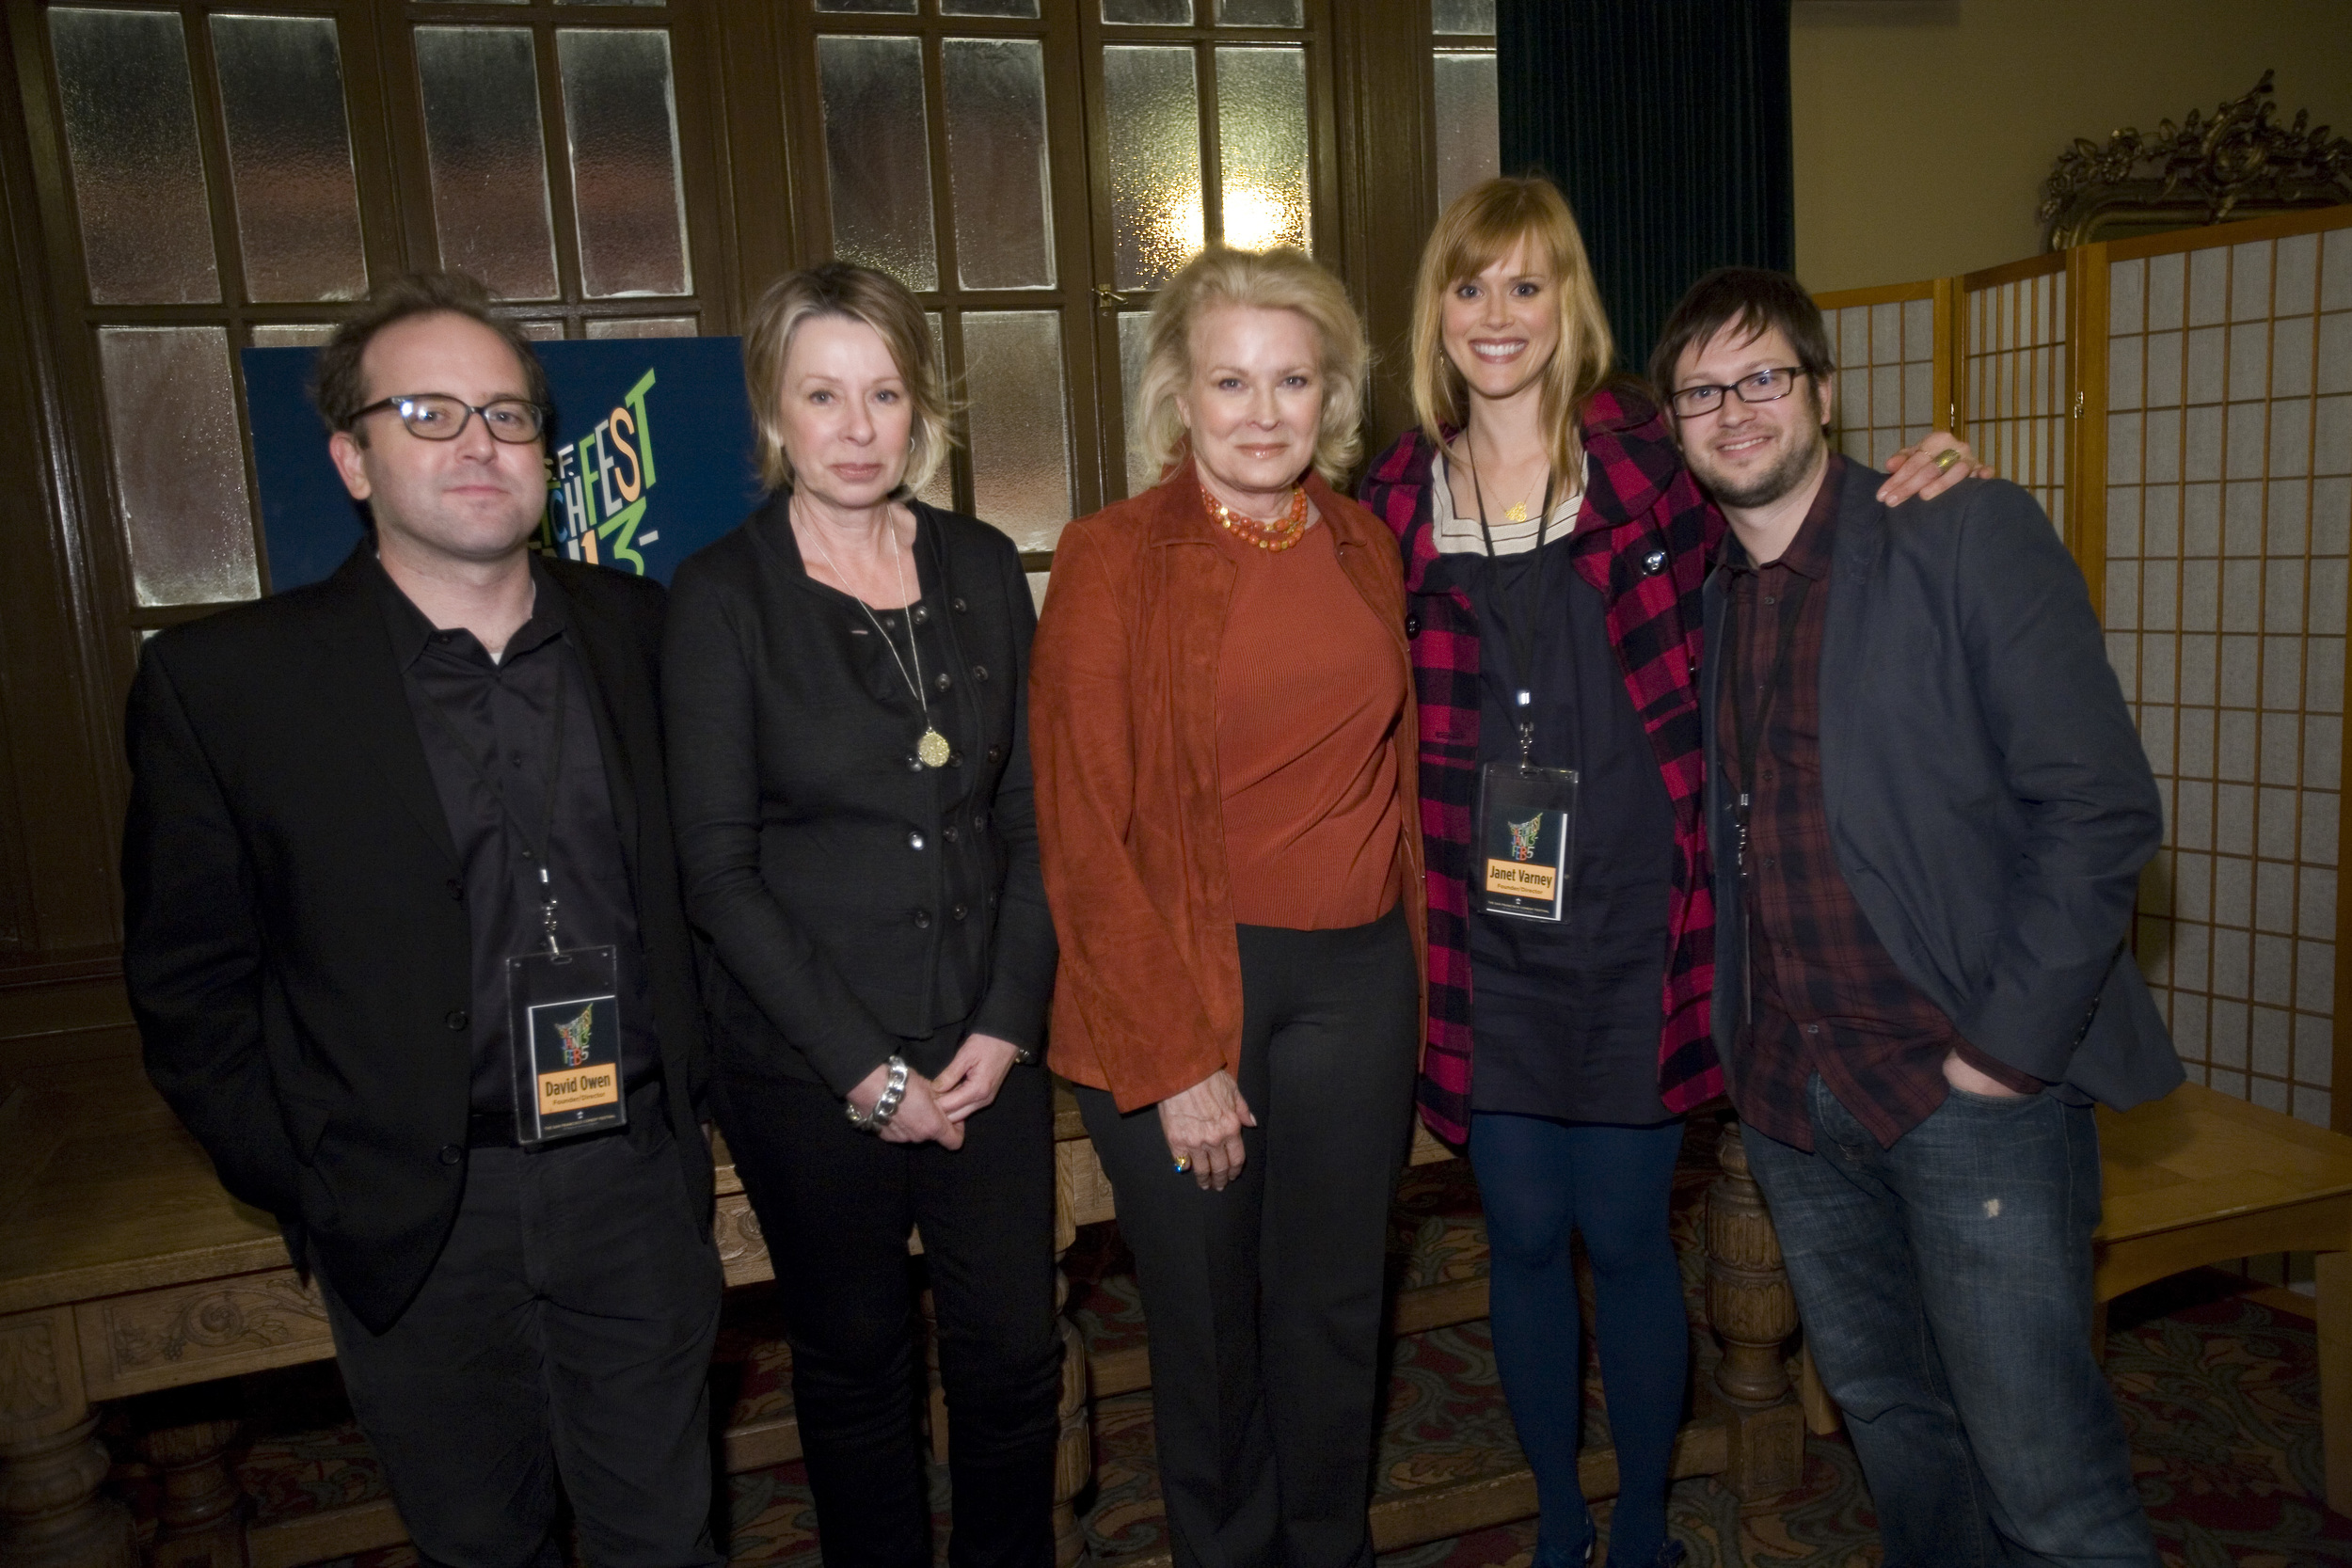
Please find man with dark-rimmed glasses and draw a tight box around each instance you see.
[123,271,723,1568]
[1655,266,2173,1567]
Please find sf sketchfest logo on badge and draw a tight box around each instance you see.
[540,368,660,572]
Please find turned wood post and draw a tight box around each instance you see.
[1049,1140,1092,1568]
[0,1309,137,1568]
[134,1396,249,1568]
[1704,1119,1806,1502]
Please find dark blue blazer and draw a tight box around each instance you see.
[1701,467,2184,1111]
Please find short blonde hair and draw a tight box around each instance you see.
[1133,247,1370,489]
[1409,178,1613,480]
[741,262,955,497]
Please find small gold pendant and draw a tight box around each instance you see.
[1503,503,1530,523]
[917,728,953,768]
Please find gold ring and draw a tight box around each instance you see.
[1934,448,1963,473]
[1172,1156,1191,1174]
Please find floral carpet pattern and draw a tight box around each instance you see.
[117,1129,2352,1568]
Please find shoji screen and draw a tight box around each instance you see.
[1962,255,2071,542]
[2103,214,2352,1129]
[1817,280,1951,469]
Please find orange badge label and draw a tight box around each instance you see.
[1485,859,1558,899]
[539,1065,620,1116]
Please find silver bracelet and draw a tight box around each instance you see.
[847,1055,911,1132]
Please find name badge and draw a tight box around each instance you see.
[1475,762,1578,923]
[505,944,628,1147]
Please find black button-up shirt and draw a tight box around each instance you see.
[373,557,656,1118]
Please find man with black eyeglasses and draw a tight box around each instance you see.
[1653,267,2174,1567]
[123,272,724,1568]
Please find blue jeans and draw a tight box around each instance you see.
[1741,1075,2154,1568]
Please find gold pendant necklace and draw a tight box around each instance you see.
[1470,435,1547,525]
[798,501,952,769]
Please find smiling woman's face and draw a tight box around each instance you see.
[1175,303,1326,514]
[1439,233,1563,409]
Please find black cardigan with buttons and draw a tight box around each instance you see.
[663,491,1056,1094]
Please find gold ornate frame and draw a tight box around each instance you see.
[2040,71,2352,251]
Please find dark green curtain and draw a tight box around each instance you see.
[1498,0,1796,381]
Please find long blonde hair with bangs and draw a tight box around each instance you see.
[1409,178,1613,481]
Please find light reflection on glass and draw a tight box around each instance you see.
[1103,46,1202,291]
[1216,47,1310,253]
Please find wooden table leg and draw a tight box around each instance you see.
[0,1307,137,1568]
[135,1391,250,1568]
[1704,1122,1806,1503]
[2318,1251,2352,1513]
[1049,1145,1092,1568]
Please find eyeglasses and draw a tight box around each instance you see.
[1666,366,1809,420]
[352,394,546,444]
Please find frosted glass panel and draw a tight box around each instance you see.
[1434,0,1497,31]
[1433,52,1499,216]
[519,321,565,341]
[944,40,1054,291]
[963,311,1071,551]
[557,29,692,298]
[251,324,338,347]
[98,328,260,607]
[944,0,1042,12]
[1220,0,1304,23]
[1104,47,1203,291]
[415,27,560,300]
[585,316,695,338]
[1119,309,1154,499]
[48,8,218,305]
[1216,48,1309,254]
[818,37,939,293]
[1104,0,1192,20]
[210,16,368,304]
[818,0,918,10]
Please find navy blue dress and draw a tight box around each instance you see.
[1438,534,1677,1126]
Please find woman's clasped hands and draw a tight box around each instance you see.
[843,1032,1027,1148]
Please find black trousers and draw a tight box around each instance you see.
[315,1088,725,1568]
[714,1055,1061,1568]
[1078,908,1421,1568]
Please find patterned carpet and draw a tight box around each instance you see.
[122,1127,2352,1568]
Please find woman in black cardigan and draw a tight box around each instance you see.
[663,262,1060,1568]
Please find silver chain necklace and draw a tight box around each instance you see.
[798,502,952,768]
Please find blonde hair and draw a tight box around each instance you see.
[1408,177,1613,480]
[741,262,955,497]
[1133,247,1370,489]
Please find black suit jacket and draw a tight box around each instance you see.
[1701,468,2185,1111]
[663,496,1057,1095]
[123,546,713,1334]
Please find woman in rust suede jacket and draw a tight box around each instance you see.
[1030,246,1425,1568]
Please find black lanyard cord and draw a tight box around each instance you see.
[1463,451,1556,764]
[1725,565,1811,858]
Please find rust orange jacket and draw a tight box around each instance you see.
[1030,461,1429,1112]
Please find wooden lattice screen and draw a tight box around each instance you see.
[1816,207,2352,1150]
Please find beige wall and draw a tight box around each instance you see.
[1792,0,2352,294]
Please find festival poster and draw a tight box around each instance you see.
[241,336,762,592]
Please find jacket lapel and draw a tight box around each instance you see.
[302,548,460,868]
[1817,470,1888,830]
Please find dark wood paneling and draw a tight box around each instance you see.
[1332,0,1437,460]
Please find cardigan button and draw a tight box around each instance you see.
[933,672,952,691]
[913,909,932,929]
[986,743,1005,765]
[972,663,988,682]
[951,903,969,922]
[445,1009,469,1031]
[952,596,968,613]
[906,753,923,771]
[943,825,959,843]
[437,1144,463,1166]
[908,831,925,851]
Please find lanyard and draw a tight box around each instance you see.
[1465,455,1556,767]
[415,643,571,955]
[1725,562,1811,868]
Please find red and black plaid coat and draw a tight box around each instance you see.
[1359,386,1726,1143]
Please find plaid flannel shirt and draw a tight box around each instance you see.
[1360,386,1725,1143]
